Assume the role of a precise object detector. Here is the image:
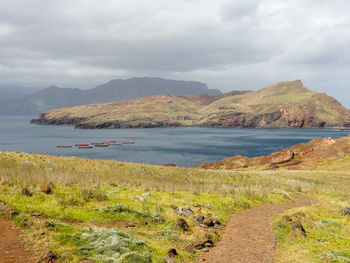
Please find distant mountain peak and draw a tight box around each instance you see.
[0,77,220,116]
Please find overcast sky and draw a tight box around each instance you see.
[1,0,350,106]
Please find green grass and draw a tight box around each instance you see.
[273,196,350,262]
[0,150,350,262]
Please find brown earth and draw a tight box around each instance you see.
[197,196,313,263]
[197,136,350,171]
[0,220,36,263]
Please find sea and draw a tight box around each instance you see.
[0,116,349,167]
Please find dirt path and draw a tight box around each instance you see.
[198,196,313,263]
[0,220,36,263]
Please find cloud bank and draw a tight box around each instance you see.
[0,0,350,106]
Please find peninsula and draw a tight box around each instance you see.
[31,80,350,129]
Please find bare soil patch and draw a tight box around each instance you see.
[0,220,36,263]
[197,196,313,263]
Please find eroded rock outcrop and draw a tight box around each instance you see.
[196,136,349,171]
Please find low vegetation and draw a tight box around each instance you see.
[0,142,349,262]
[274,196,350,262]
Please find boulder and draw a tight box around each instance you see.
[167,248,177,257]
[176,206,194,218]
[193,239,214,250]
[203,218,215,227]
[31,212,41,217]
[339,207,350,215]
[124,222,137,228]
[270,150,294,165]
[176,218,189,231]
[195,215,205,224]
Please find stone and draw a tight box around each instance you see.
[270,150,294,165]
[167,248,178,257]
[204,239,214,248]
[339,207,350,215]
[213,219,221,225]
[176,218,189,231]
[203,218,215,227]
[141,192,152,197]
[31,212,41,217]
[195,215,205,224]
[176,206,194,218]
[125,222,137,228]
[194,239,214,250]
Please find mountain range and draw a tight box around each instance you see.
[31,80,350,129]
[0,77,220,115]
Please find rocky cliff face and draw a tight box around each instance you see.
[31,80,350,129]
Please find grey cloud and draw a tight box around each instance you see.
[0,0,350,107]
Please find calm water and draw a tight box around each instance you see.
[0,116,349,167]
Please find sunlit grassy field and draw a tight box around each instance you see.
[0,150,349,262]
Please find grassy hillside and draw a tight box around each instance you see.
[31,80,350,129]
[0,146,350,262]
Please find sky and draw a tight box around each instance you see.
[1,0,350,106]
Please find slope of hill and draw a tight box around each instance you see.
[0,77,221,116]
[196,135,350,171]
[31,80,350,129]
